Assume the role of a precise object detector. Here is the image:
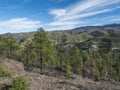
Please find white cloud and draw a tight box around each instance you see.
[48,21,79,26]
[0,18,41,30]
[65,0,105,16]
[48,0,120,28]
[48,25,75,31]
[80,15,120,26]
[67,0,120,16]
[59,0,120,21]
[116,6,120,9]
[60,9,113,21]
[102,15,120,22]
[49,9,66,18]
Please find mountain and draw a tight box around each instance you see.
[1,23,120,44]
[0,24,120,90]
[65,23,120,34]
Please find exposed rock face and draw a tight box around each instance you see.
[0,59,120,90]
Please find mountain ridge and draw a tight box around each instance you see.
[1,23,120,35]
[1,23,120,44]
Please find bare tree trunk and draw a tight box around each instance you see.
[40,50,43,73]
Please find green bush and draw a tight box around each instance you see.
[0,70,11,77]
[0,63,11,77]
[9,76,29,90]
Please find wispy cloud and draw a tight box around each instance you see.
[47,25,75,31]
[48,21,79,26]
[49,9,66,18]
[79,15,120,26]
[0,18,41,32]
[60,9,113,21]
[101,15,120,23]
[48,0,120,29]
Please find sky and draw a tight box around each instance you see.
[0,0,120,34]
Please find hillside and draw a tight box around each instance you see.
[65,23,120,34]
[0,24,120,90]
[0,59,120,90]
[1,23,120,47]
[1,23,120,43]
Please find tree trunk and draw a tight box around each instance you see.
[40,50,43,73]
[26,47,29,70]
[83,61,85,78]
[9,47,12,59]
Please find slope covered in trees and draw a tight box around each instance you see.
[1,23,120,44]
[0,28,120,82]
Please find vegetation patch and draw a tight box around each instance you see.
[0,63,11,77]
[9,76,30,90]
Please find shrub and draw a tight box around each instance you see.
[9,76,29,90]
[0,63,11,77]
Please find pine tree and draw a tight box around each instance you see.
[82,51,90,78]
[0,36,7,57]
[22,40,32,69]
[32,28,56,72]
[6,35,19,59]
[70,47,83,74]
[61,34,67,46]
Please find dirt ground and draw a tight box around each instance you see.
[1,59,120,90]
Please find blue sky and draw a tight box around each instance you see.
[0,0,120,34]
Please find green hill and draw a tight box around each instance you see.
[1,23,120,47]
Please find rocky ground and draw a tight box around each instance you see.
[0,59,120,90]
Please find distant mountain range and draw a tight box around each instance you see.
[64,23,120,34]
[1,23,120,44]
